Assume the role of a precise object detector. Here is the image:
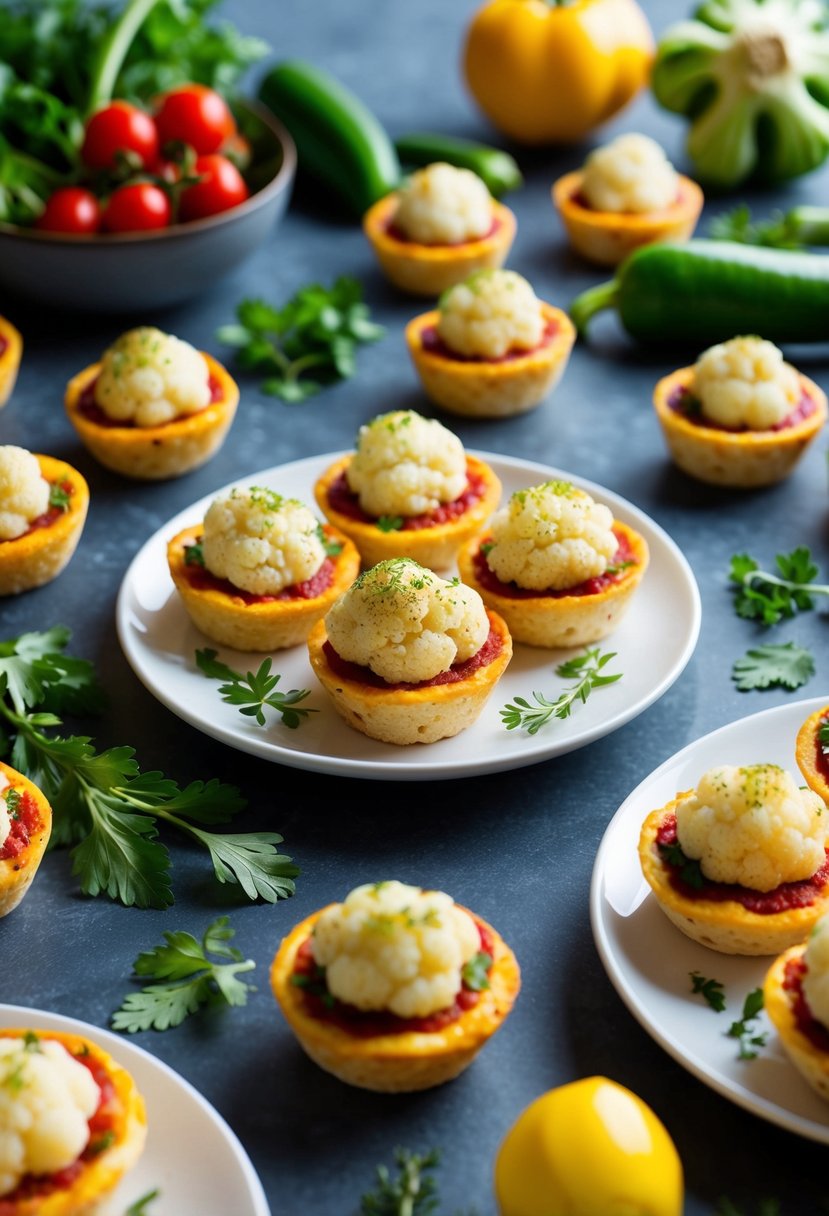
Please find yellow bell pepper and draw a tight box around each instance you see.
[463,0,654,145]
[494,1076,684,1216]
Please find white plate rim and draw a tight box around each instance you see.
[0,1003,271,1214]
[590,696,829,1144]
[116,450,702,781]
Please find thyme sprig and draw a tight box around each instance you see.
[501,648,622,735]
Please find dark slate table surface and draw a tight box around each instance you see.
[2,0,829,1211]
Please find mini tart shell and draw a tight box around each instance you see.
[307,609,512,746]
[551,171,704,268]
[167,525,361,652]
[0,761,51,918]
[313,453,501,571]
[0,316,22,409]
[795,705,829,806]
[363,194,516,296]
[64,354,239,481]
[406,303,575,418]
[457,520,648,649]
[764,945,829,1103]
[0,1027,147,1215]
[653,367,828,488]
[639,795,829,956]
[0,456,89,597]
[270,904,521,1092]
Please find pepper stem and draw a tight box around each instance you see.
[569,279,619,338]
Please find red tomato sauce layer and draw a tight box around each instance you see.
[323,624,502,691]
[473,527,633,600]
[185,554,335,604]
[657,813,829,914]
[327,462,487,530]
[0,790,41,861]
[0,1044,115,1209]
[78,372,222,427]
[816,715,829,785]
[667,386,817,433]
[385,216,500,246]
[420,318,558,364]
[783,956,829,1053]
[292,921,494,1037]
[0,337,7,359]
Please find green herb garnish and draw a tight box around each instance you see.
[125,1190,161,1216]
[183,541,205,567]
[731,642,815,692]
[658,840,705,889]
[500,648,622,735]
[690,971,726,1013]
[195,648,315,729]
[819,719,829,758]
[48,484,71,512]
[729,548,829,625]
[727,988,767,1060]
[87,1130,116,1155]
[462,952,492,992]
[360,1148,441,1216]
[376,516,404,533]
[4,788,21,820]
[316,523,342,557]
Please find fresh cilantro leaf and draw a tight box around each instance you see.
[690,971,726,1013]
[360,1148,441,1216]
[729,548,828,625]
[462,952,492,992]
[732,642,815,692]
[48,484,71,512]
[112,916,255,1034]
[727,987,767,1060]
[658,840,705,889]
[125,1190,160,1216]
[195,648,316,729]
[183,541,204,567]
[376,516,404,533]
[316,523,342,557]
[501,648,622,735]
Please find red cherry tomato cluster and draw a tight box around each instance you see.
[36,85,250,236]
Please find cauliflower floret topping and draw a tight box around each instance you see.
[437,269,544,359]
[325,557,489,684]
[0,446,50,542]
[580,133,679,214]
[803,912,829,1030]
[0,1036,100,1197]
[692,336,801,430]
[484,480,617,592]
[346,410,467,518]
[94,326,211,428]
[393,162,493,245]
[202,486,327,596]
[311,881,482,1018]
[675,764,828,892]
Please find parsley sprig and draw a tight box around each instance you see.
[217,277,384,402]
[731,642,815,692]
[0,628,298,908]
[195,649,316,729]
[729,548,829,625]
[690,971,726,1012]
[112,917,255,1034]
[501,648,622,735]
[727,988,767,1060]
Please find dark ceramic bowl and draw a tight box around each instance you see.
[0,101,296,313]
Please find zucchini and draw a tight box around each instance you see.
[258,60,400,217]
[395,132,523,197]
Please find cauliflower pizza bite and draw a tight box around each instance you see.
[765,910,829,1102]
[640,764,829,955]
[653,336,827,487]
[270,880,520,1091]
[167,485,360,652]
[0,1028,146,1212]
[0,762,51,918]
[314,409,501,570]
[552,133,703,266]
[0,445,89,597]
[307,557,512,745]
[406,269,575,417]
[363,162,516,295]
[0,316,22,409]
[457,480,648,648]
[65,326,239,479]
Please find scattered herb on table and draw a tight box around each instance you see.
[360,1148,441,1216]
[709,204,829,250]
[216,277,384,401]
[112,915,255,1033]
[500,648,622,735]
[820,720,829,758]
[729,548,829,625]
[195,648,316,729]
[690,971,726,1013]
[727,988,767,1061]
[731,642,815,692]
[0,627,298,908]
[125,1191,161,1216]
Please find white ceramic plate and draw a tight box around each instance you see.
[591,697,829,1144]
[116,451,701,781]
[0,1005,270,1215]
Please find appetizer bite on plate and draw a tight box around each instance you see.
[167,485,360,651]
[552,133,703,267]
[363,162,516,295]
[314,410,501,570]
[796,703,829,806]
[765,910,829,1102]
[0,446,89,597]
[457,479,648,647]
[0,762,51,918]
[653,336,827,487]
[0,1027,146,1213]
[270,880,520,1092]
[307,557,512,745]
[406,269,575,417]
[65,327,239,479]
[0,317,22,409]
[639,763,829,955]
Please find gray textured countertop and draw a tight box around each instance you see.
[2,0,829,1211]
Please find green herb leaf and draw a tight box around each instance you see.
[690,970,726,1013]
[727,987,767,1060]
[360,1148,441,1216]
[376,516,404,533]
[500,648,622,735]
[658,840,705,889]
[316,523,342,557]
[732,642,816,692]
[819,719,829,758]
[709,205,802,249]
[183,541,204,568]
[729,548,828,625]
[461,952,492,992]
[48,484,71,512]
[195,648,316,729]
[125,1189,161,1216]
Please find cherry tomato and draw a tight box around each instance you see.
[102,183,171,233]
[154,85,236,156]
[179,154,249,221]
[36,188,102,235]
[82,101,159,171]
[220,132,252,171]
